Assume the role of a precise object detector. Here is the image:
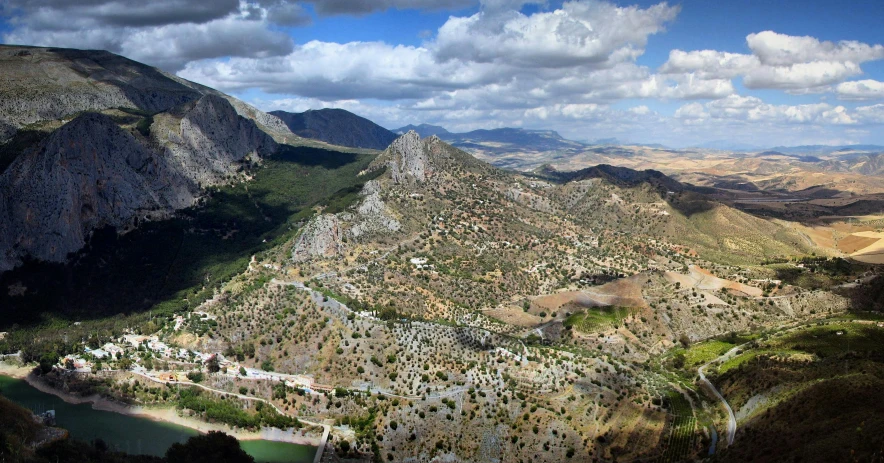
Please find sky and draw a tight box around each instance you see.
[2,0,884,148]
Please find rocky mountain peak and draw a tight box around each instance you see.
[387,130,432,184]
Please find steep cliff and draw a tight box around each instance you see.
[0,95,277,272]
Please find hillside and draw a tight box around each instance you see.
[0,45,295,272]
[0,44,881,463]
[271,108,397,150]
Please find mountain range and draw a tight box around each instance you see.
[0,44,882,463]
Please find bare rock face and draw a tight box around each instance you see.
[155,95,277,188]
[0,45,295,144]
[0,113,190,270]
[348,180,401,239]
[0,96,278,272]
[387,131,432,184]
[0,46,201,142]
[291,215,344,262]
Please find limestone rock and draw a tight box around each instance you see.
[387,131,432,184]
[291,215,344,262]
[154,95,277,188]
[0,113,190,270]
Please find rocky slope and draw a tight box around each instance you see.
[270,108,396,149]
[0,94,276,272]
[0,45,292,143]
[0,46,288,272]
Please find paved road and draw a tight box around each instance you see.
[698,346,742,448]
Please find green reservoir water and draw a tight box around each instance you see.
[0,375,316,463]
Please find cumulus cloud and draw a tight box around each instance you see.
[855,104,884,123]
[675,95,856,126]
[661,30,884,92]
[837,79,884,101]
[660,50,759,79]
[746,31,884,66]
[1,0,240,27]
[433,1,679,68]
[1,0,299,70]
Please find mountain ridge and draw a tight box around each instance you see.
[270,108,397,150]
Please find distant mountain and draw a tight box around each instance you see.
[769,144,884,155]
[693,140,762,151]
[270,108,397,150]
[755,151,822,163]
[393,124,587,155]
[394,123,451,138]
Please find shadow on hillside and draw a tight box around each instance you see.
[0,145,375,329]
[275,145,362,169]
[842,274,884,312]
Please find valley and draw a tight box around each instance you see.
[0,45,882,463]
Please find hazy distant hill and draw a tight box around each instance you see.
[394,124,587,157]
[394,123,451,138]
[770,144,884,154]
[271,108,397,149]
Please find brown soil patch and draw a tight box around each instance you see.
[837,235,879,254]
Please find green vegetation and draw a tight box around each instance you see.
[659,390,696,463]
[713,321,884,462]
[0,393,43,461]
[176,387,299,430]
[563,306,637,332]
[0,145,379,357]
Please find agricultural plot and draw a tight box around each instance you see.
[563,306,638,332]
[659,390,697,463]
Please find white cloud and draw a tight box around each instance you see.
[303,0,474,16]
[661,30,884,92]
[855,104,884,123]
[660,50,759,79]
[433,1,679,68]
[837,79,884,101]
[746,31,884,66]
[743,60,861,90]
[674,102,706,119]
[675,96,857,127]
[2,1,296,70]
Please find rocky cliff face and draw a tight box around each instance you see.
[0,95,278,272]
[0,45,294,144]
[0,45,294,272]
[291,214,344,262]
[154,95,278,188]
[0,113,182,270]
[374,131,488,187]
[387,131,432,184]
[0,46,200,142]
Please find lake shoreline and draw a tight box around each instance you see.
[0,361,322,448]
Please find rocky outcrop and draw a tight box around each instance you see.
[291,214,344,262]
[0,95,278,272]
[154,95,277,188]
[0,45,295,144]
[347,180,401,238]
[0,46,201,142]
[290,180,401,261]
[387,131,432,184]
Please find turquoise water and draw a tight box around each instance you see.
[0,375,315,462]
